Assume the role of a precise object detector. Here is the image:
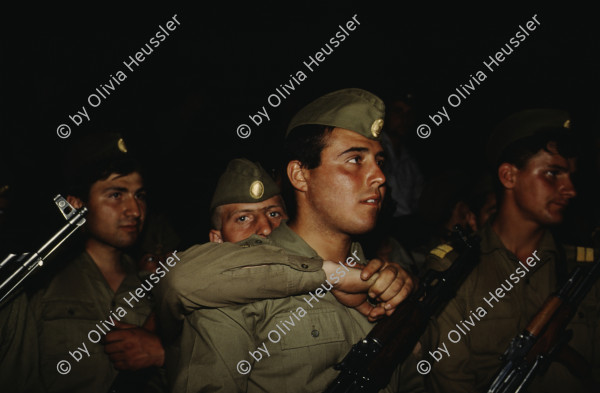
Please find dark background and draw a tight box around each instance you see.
[1,4,598,251]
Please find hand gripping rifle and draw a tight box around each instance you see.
[487,255,600,393]
[0,195,87,305]
[324,226,481,393]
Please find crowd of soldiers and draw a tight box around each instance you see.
[0,87,598,392]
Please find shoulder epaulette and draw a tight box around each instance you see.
[576,246,595,263]
[236,235,271,248]
[430,244,454,260]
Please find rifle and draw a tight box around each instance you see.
[0,195,87,305]
[324,226,481,393]
[487,255,600,393]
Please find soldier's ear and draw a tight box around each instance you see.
[287,160,308,192]
[466,210,478,233]
[66,195,84,209]
[497,163,517,190]
[209,229,223,243]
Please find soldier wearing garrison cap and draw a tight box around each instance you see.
[208,158,287,243]
[62,132,131,196]
[27,132,168,393]
[486,108,572,167]
[422,109,600,393]
[286,87,385,140]
[157,88,423,393]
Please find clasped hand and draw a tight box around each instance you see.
[322,258,416,322]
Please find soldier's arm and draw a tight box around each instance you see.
[323,258,416,321]
[155,241,325,334]
[155,241,417,338]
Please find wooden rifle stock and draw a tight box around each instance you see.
[488,256,600,393]
[364,297,428,385]
[324,226,480,393]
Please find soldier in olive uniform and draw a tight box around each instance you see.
[208,158,288,244]
[28,133,166,393]
[157,88,424,392]
[421,109,600,392]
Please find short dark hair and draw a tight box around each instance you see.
[494,128,578,197]
[283,125,335,170]
[281,125,334,220]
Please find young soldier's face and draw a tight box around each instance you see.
[304,127,386,235]
[210,195,287,243]
[511,145,576,225]
[85,172,146,249]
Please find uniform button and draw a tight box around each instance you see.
[311,329,319,338]
[111,300,116,308]
[68,308,74,316]
[301,264,309,269]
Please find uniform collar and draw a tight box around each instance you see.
[479,219,559,262]
[269,221,366,262]
[269,221,321,258]
[80,250,138,290]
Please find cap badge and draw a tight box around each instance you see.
[371,118,384,138]
[249,180,264,199]
[563,119,571,129]
[117,138,128,153]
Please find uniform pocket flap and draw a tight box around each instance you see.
[41,299,97,321]
[277,309,346,350]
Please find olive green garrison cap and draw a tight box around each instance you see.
[486,108,571,166]
[286,88,386,140]
[210,158,281,211]
[62,132,130,186]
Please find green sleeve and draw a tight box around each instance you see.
[155,241,325,339]
[0,292,45,393]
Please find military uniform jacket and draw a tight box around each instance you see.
[155,236,326,343]
[164,222,424,393]
[29,251,154,393]
[422,221,600,393]
[0,292,45,392]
